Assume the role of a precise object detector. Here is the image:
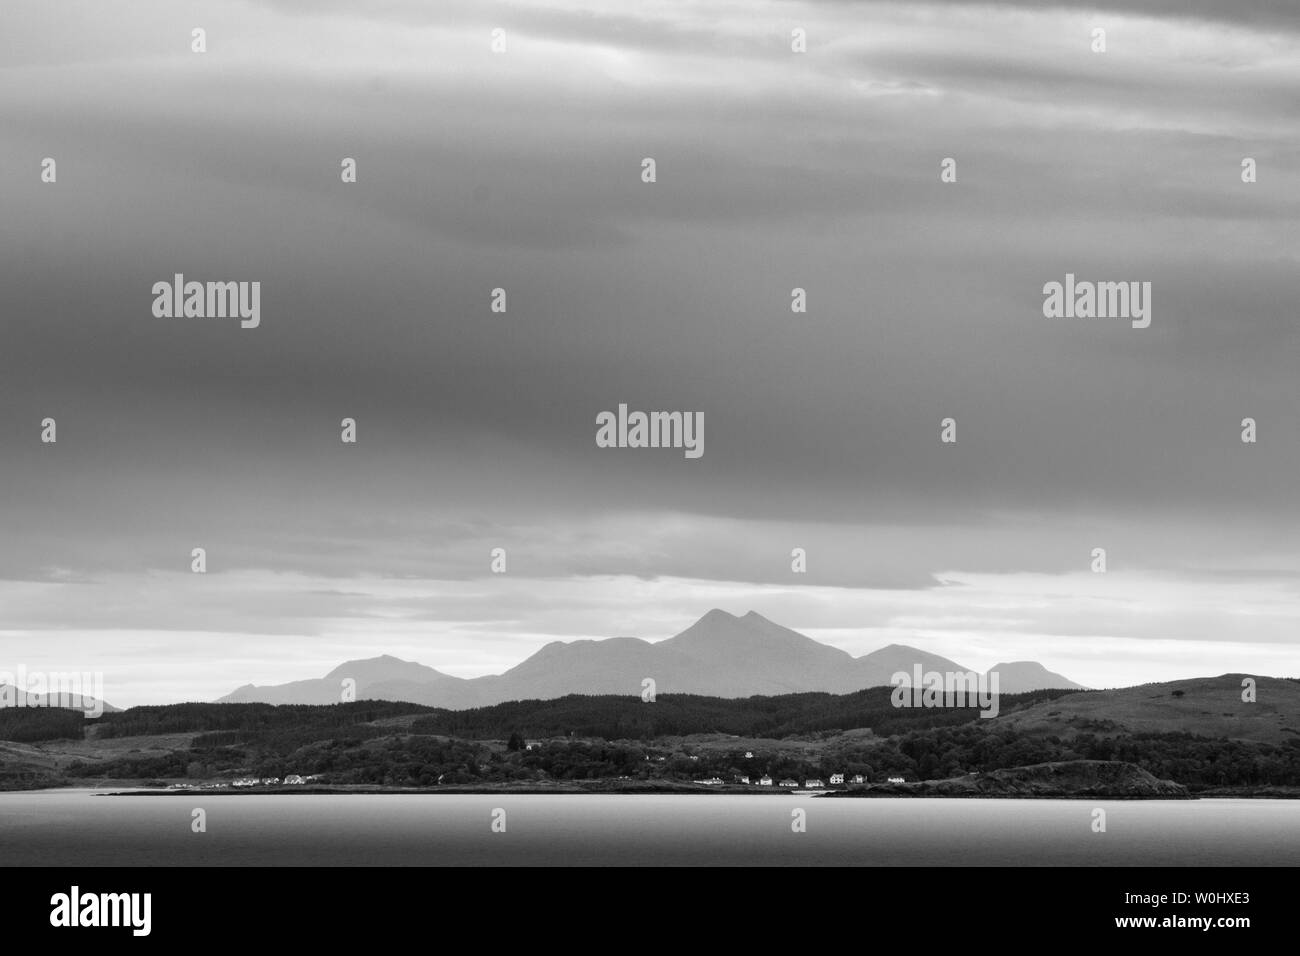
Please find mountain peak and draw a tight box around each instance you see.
[323,655,449,683]
[699,608,738,623]
[694,609,773,627]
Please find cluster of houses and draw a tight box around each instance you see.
[682,752,909,787]
[230,774,318,787]
[692,772,909,788]
[162,775,320,791]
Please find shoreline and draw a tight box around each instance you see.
[92,784,1252,799]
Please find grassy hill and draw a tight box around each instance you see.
[998,675,1300,745]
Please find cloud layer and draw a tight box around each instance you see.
[1,0,1297,703]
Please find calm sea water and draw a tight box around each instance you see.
[2,789,1296,866]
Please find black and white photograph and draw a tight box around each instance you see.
[1,0,1295,935]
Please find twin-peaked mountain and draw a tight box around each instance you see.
[218,609,1083,709]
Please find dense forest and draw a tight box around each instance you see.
[93,700,433,739]
[405,687,1077,739]
[0,706,84,743]
[3,687,1073,743]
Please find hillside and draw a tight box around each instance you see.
[998,675,1300,745]
[3,679,1296,793]
[826,760,1189,798]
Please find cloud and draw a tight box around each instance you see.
[1,0,1297,695]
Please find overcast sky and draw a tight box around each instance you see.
[2,0,1298,705]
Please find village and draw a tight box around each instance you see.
[166,774,324,791]
[164,770,910,792]
[154,738,921,792]
[692,772,908,789]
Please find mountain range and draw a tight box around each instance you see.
[219,609,1084,708]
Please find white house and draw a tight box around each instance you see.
[284,775,305,785]
[829,773,845,785]
[737,775,751,785]
[887,775,906,784]
[778,779,798,788]
[804,778,825,788]
[759,775,774,786]
[744,751,754,759]
[851,774,865,785]
[694,777,724,786]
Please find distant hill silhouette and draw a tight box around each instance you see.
[989,661,1084,694]
[0,685,120,713]
[219,609,1084,708]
